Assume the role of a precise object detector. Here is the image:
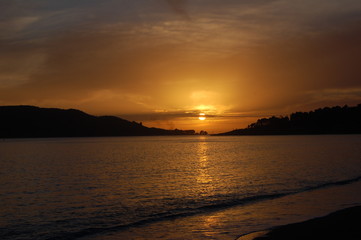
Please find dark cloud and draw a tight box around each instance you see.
[164,0,189,18]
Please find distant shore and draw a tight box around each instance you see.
[216,104,361,136]
[237,205,361,240]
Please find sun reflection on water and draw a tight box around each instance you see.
[196,138,213,186]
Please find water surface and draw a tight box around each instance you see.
[1,135,361,239]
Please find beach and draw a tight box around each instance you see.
[238,206,361,240]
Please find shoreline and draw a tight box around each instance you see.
[87,180,361,240]
[237,205,361,240]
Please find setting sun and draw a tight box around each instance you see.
[199,113,206,121]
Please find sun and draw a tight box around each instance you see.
[198,113,206,121]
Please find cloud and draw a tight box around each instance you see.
[164,0,190,20]
[1,0,361,132]
[1,19,361,115]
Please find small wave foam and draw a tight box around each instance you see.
[302,175,361,191]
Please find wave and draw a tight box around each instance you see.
[301,175,361,191]
[45,174,361,240]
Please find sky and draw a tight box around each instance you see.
[1,0,361,133]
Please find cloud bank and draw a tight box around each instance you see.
[1,0,361,132]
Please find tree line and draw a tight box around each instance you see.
[219,104,361,135]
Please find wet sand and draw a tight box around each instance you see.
[238,206,361,240]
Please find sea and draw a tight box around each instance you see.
[1,135,361,240]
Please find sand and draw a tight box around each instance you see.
[237,206,361,240]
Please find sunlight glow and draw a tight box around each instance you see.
[199,113,206,121]
[195,105,216,112]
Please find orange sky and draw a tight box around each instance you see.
[1,0,361,133]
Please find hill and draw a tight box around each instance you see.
[0,106,196,138]
[217,104,361,135]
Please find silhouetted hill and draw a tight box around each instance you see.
[0,106,196,138]
[217,104,361,135]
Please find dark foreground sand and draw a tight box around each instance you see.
[238,205,361,240]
